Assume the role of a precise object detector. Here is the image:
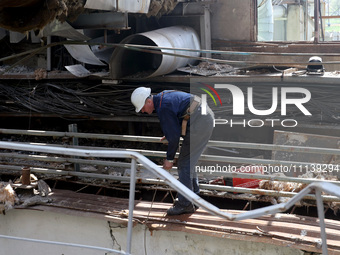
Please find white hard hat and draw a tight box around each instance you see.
[131,87,151,112]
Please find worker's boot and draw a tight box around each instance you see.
[167,202,195,215]
[173,198,199,211]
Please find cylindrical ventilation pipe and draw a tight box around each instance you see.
[110,26,201,79]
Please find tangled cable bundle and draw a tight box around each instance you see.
[0,81,339,124]
[0,82,189,118]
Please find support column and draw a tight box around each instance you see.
[314,0,320,43]
[200,4,211,58]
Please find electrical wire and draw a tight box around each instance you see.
[0,81,339,124]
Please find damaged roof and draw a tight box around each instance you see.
[29,189,340,255]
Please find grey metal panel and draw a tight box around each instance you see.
[70,12,128,30]
[117,0,150,13]
[84,0,117,11]
[64,44,106,66]
[84,0,150,13]
[9,31,25,43]
[272,130,340,177]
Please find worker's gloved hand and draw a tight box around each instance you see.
[163,159,173,170]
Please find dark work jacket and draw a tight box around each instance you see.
[153,90,191,160]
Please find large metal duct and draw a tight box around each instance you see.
[110,26,200,79]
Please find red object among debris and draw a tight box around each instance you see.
[223,166,264,189]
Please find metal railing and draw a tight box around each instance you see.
[1,128,340,203]
[0,141,339,254]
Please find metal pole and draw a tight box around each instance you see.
[0,234,125,254]
[47,36,51,71]
[305,0,308,40]
[319,0,324,41]
[126,158,136,255]
[68,124,80,172]
[314,0,320,43]
[315,189,328,255]
[200,4,211,58]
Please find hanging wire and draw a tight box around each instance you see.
[0,81,339,124]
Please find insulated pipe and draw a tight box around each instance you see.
[110,26,201,79]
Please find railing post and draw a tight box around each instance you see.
[315,189,328,255]
[126,158,137,255]
[68,124,80,172]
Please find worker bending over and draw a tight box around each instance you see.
[131,87,214,215]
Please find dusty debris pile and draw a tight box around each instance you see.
[259,172,338,193]
[177,61,237,76]
[259,172,340,214]
[0,182,17,213]
[0,177,52,214]
[147,0,178,18]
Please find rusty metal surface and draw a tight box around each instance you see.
[31,189,340,254]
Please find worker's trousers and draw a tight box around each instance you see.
[177,105,214,207]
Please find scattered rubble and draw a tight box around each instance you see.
[177,61,237,76]
[259,172,340,214]
[0,182,18,214]
[34,68,48,80]
[18,193,51,208]
[259,172,338,193]
[0,65,33,74]
[0,176,52,214]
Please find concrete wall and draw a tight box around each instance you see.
[211,0,256,41]
[0,209,306,255]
